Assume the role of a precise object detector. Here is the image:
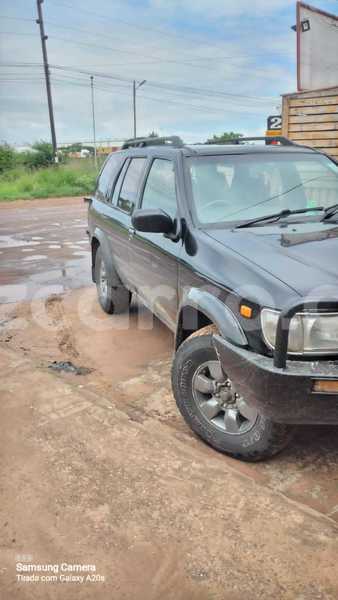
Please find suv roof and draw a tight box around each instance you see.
[119,135,319,158]
[181,144,316,157]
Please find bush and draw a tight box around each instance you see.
[0,162,99,200]
[0,143,17,173]
[20,141,54,170]
[206,132,243,144]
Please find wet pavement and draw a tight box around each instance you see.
[0,197,91,303]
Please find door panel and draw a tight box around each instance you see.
[97,203,133,288]
[104,159,131,285]
[129,158,180,329]
[92,159,130,286]
[96,157,147,289]
[131,233,180,329]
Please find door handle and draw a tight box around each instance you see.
[128,227,135,240]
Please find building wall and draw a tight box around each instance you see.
[282,87,338,159]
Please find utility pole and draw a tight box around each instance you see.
[133,79,146,138]
[36,0,57,161]
[90,76,97,167]
[133,80,136,139]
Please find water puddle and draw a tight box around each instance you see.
[0,235,41,249]
[23,255,48,262]
[0,202,91,302]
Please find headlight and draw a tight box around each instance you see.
[261,308,338,354]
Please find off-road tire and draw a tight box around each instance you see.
[94,247,130,314]
[172,325,294,462]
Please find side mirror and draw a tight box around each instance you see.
[131,208,174,234]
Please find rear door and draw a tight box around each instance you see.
[90,154,147,288]
[129,156,180,329]
[89,151,125,269]
[110,156,147,288]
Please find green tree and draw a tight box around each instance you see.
[206,132,243,144]
[0,143,17,173]
[32,140,54,165]
[21,141,54,169]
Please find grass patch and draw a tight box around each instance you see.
[0,160,102,201]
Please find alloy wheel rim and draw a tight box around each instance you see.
[99,261,108,299]
[192,360,258,435]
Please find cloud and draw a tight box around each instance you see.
[0,0,302,144]
[151,0,295,18]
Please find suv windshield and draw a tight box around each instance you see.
[188,153,338,226]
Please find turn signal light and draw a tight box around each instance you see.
[240,305,253,319]
[313,380,338,394]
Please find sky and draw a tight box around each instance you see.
[0,0,337,146]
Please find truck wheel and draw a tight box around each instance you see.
[94,247,130,314]
[172,325,294,462]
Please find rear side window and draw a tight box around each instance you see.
[96,153,123,202]
[111,160,129,206]
[118,158,146,213]
[141,159,177,218]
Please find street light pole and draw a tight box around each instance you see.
[133,79,146,139]
[90,75,97,168]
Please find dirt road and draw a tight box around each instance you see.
[1,198,338,599]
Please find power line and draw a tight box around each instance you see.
[0,28,294,72]
[0,30,234,71]
[47,0,293,62]
[0,31,210,70]
[0,76,218,112]
[0,12,295,63]
[46,34,217,70]
[48,0,191,40]
[0,62,278,105]
[0,31,37,37]
[0,16,35,23]
[49,65,278,103]
[0,74,271,116]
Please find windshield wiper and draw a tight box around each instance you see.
[321,203,338,221]
[235,207,324,229]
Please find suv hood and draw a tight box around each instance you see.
[206,221,338,297]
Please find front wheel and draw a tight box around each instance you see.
[171,325,294,462]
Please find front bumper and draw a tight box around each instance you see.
[213,334,338,424]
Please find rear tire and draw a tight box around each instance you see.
[172,325,294,462]
[94,247,130,314]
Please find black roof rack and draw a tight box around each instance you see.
[207,136,296,146]
[121,135,184,149]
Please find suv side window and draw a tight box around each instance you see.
[111,160,129,205]
[118,158,147,214]
[96,153,123,202]
[141,159,177,218]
